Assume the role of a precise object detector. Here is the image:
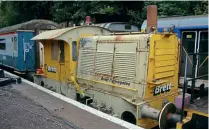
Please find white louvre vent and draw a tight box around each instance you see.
[78,50,95,75]
[95,51,113,75]
[114,52,136,80]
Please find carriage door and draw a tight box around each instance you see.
[197,31,208,80]
[13,34,18,68]
[59,41,65,82]
[180,31,197,78]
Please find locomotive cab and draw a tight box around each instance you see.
[31,26,111,96]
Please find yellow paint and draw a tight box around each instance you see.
[155,40,175,49]
[137,34,179,128]
[42,40,63,81]
[176,122,183,129]
[185,108,209,117]
[155,49,176,55]
[155,66,175,73]
[155,71,175,79]
[178,111,193,129]
[70,76,84,96]
[146,34,179,95]
[155,55,175,61]
[155,60,175,67]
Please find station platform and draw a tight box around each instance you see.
[1,70,142,129]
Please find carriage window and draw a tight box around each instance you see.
[72,41,77,61]
[125,24,131,30]
[14,37,17,51]
[198,31,208,78]
[0,39,6,50]
[199,31,208,53]
[51,41,58,60]
[60,41,65,63]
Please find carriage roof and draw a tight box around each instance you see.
[141,15,208,30]
[0,19,60,33]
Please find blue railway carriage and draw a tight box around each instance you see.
[141,15,208,88]
[0,31,35,73]
[0,20,60,81]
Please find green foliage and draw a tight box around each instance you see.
[142,1,208,18]
[0,1,53,28]
[0,1,208,28]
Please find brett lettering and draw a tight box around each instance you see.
[154,83,172,96]
[47,66,56,73]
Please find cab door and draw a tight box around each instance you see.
[59,40,66,82]
[180,31,197,78]
[197,31,208,80]
[13,34,18,68]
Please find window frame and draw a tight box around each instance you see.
[13,36,18,51]
[0,39,6,50]
[59,40,65,63]
[51,41,59,61]
[72,41,77,61]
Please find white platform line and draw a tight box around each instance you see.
[4,71,143,129]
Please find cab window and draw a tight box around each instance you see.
[60,41,65,63]
[72,41,77,61]
[51,41,58,61]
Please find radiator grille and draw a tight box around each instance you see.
[95,51,113,75]
[114,52,136,80]
[78,50,95,74]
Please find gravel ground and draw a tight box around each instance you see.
[0,84,78,129]
[12,83,126,129]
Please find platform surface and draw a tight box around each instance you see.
[0,84,75,129]
[0,82,128,129]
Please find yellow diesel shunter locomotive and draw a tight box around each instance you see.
[32,5,208,129]
[33,30,181,128]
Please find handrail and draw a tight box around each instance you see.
[70,76,85,97]
[182,47,193,65]
[180,54,208,122]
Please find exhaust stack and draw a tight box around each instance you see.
[146,5,158,33]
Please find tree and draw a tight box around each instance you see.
[0,1,208,28]
[142,1,208,18]
[0,1,53,28]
